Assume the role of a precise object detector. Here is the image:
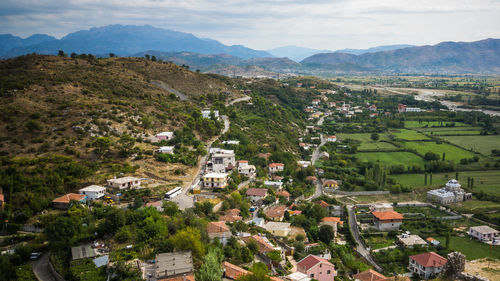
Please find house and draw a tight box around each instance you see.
[202,109,219,119]
[250,217,265,227]
[155,251,194,280]
[331,205,343,217]
[78,185,106,201]
[207,151,236,173]
[352,269,386,281]
[398,104,407,113]
[246,188,268,203]
[276,190,290,201]
[244,234,279,254]
[319,151,329,160]
[297,160,311,168]
[286,272,312,281]
[264,181,283,190]
[368,105,377,111]
[315,200,330,210]
[71,244,97,260]
[468,226,499,242]
[426,237,440,247]
[158,146,175,154]
[370,203,393,212]
[258,153,271,159]
[269,163,284,173]
[263,222,292,237]
[397,234,427,248]
[372,211,403,231]
[146,201,164,212]
[202,173,228,189]
[322,180,338,189]
[52,193,87,209]
[427,179,472,205]
[312,99,320,105]
[408,252,447,279]
[220,209,242,223]
[207,221,232,246]
[223,261,250,280]
[222,140,240,145]
[297,254,337,281]
[107,176,141,190]
[320,217,343,235]
[0,193,3,211]
[265,205,288,221]
[326,136,337,142]
[306,176,317,182]
[156,131,174,141]
[237,160,256,178]
[299,143,309,150]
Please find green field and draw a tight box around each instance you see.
[435,236,500,260]
[431,130,481,136]
[440,135,500,157]
[390,170,500,195]
[417,126,483,132]
[355,151,425,168]
[405,121,469,128]
[389,129,429,140]
[394,206,452,217]
[337,133,397,150]
[402,141,477,162]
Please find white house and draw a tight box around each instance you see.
[237,160,256,178]
[207,221,231,246]
[469,226,499,242]
[246,188,268,203]
[156,131,174,141]
[207,149,236,173]
[202,109,219,119]
[264,181,283,190]
[202,173,229,189]
[372,211,403,231]
[409,252,447,279]
[263,222,291,237]
[157,146,174,154]
[78,185,106,200]
[107,176,141,190]
[269,163,284,173]
[326,135,337,142]
[297,160,311,168]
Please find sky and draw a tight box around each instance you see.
[1,0,499,51]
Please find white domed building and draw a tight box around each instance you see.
[427,179,472,205]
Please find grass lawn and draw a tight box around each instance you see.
[454,199,500,212]
[355,151,425,168]
[435,236,500,260]
[394,206,452,217]
[405,120,469,128]
[363,235,395,250]
[337,133,397,150]
[440,135,500,157]
[431,130,482,136]
[417,126,483,132]
[389,129,429,140]
[402,141,477,162]
[390,170,500,195]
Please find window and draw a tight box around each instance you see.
[310,274,314,278]
[327,270,331,274]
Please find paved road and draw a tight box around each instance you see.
[347,205,383,272]
[151,80,188,101]
[31,253,57,281]
[306,115,327,201]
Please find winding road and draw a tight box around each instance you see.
[31,253,58,281]
[306,115,326,201]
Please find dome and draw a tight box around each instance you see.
[445,179,461,190]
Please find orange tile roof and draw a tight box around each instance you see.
[265,205,287,219]
[159,273,195,281]
[238,160,248,163]
[297,254,335,271]
[322,217,343,225]
[223,261,249,279]
[226,208,241,216]
[0,194,4,202]
[276,190,290,197]
[353,269,386,281]
[207,221,230,233]
[52,193,86,204]
[219,215,242,223]
[146,201,163,207]
[426,237,435,242]
[372,211,403,221]
[316,200,329,207]
[409,252,447,268]
[269,163,284,168]
[244,235,275,253]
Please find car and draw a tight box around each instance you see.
[30,252,41,260]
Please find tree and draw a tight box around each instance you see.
[71,52,77,59]
[57,50,67,57]
[196,248,223,281]
[151,55,157,62]
[247,239,258,254]
[163,201,179,216]
[442,152,446,161]
[117,134,136,157]
[145,54,150,60]
[370,133,379,141]
[109,261,142,281]
[109,53,115,57]
[236,263,271,281]
[169,227,205,259]
[91,137,112,159]
[266,250,282,262]
[424,173,428,185]
[318,225,335,244]
[424,151,440,161]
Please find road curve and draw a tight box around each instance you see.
[31,253,58,281]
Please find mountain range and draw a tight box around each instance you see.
[0,25,499,75]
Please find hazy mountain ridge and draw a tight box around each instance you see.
[0,25,272,59]
[334,44,414,55]
[0,34,56,54]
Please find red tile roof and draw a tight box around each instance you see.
[276,190,290,198]
[146,201,163,207]
[316,200,329,207]
[0,194,4,202]
[219,215,242,223]
[265,205,287,219]
[238,160,248,163]
[409,252,447,268]
[353,269,386,281]
[297,254,334,272]
[269,163,284,168]
[159,274,195,281]
[226,208,241,216]
[244,235,275,253]
[52,193,86,204]
[207,221,230,233]
[372,211,403,221]
[223,261,249,279]
[306,176,317,181]
[246,188,268,197]
[322,217,343,225]
[323,180,338,186]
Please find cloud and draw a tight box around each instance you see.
[0,0,499,50]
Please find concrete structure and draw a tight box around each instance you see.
[269,163,285,173]
[398,104,422,113]
[146,200,164,212]
[468,226,499,242]
[207,221,232,246]
[372,211,403,231]
[156,131,174,141]
[297,255,337,281]
[202,173,228,189]
[264,181,283,190]
[265,205,288,222]
[397,234,427,248]
[326,136,337,142]
[322,180,338,189]
[155,251,194,280]
[202,109,219,119]
[207,151,236,173]
[158,146,174,154]
[370,203,393,212]
[263,222,291,237]
[330,205,343,217]
[426,237,440,247]
[320,217,343,235]
[250,217,265,227]
[107,176,141,190]
[319,151,330,160]
[222,140,240,145]
[427,179,472,205]
[237,160,256,177]
[246,188,268,203]
[78,185,106,201]
[286,272,312,281]
[71,244,96,260]
[297,160,311,168]
[52,193,87,209]
[408,252,447,279]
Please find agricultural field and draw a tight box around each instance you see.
[337,133,397,150]
[440,135,500,157]
[389,170,500,194]
[394,206,453,217]
[416,126,483,132]
[405,120,469,128]
[431,130,481,136]
[402,141,477,162]
[389,129,429,140]
[434,236,500,260]
[355,151,425,168]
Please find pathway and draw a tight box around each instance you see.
[31,253,57,281]
[151,80,189,101]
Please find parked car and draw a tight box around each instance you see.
[30,252,41,260]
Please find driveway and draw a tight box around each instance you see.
[31,253,57,281]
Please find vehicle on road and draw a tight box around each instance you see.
[30,252,41,260]
[165,186,182,200]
